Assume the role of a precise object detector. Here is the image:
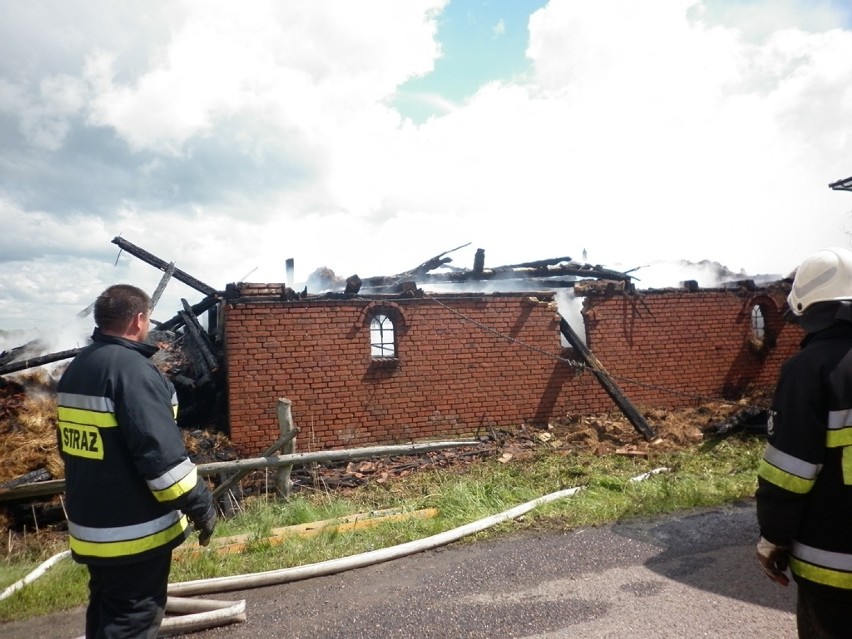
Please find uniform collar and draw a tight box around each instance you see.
[801,321,852,348]
[92,327,159,359]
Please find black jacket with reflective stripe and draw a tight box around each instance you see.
[756,322,852,594]
[57,329,213,565]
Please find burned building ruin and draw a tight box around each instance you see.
[0,237,802,458]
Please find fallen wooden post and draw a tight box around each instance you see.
[559,317,657,441]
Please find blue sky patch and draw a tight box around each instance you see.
[393,0,548,122]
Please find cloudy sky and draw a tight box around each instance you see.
[2,0,852,340]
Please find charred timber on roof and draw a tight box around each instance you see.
[0,340,47,368]
[158,294,222,332]
[500,256,575,269]
[572,280,632,296]
[359,258,635,291]
[473,249,485,275]
[171,308,220,390]
[480,261,633,282]
[398,242,471,279]
[829,176,852,192]
[344,275,362,295]
[111,236,217,297]
[179,299,220,376]
[223,283,305,303]
[0,348,82,376]
[151,262,176,310]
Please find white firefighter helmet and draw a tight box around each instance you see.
[788,247,852,316]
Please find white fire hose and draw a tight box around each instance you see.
[0,551,247,636]
[2,468,668,636]
[0,549,71,601]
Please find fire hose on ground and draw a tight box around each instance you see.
[2,468,669,636]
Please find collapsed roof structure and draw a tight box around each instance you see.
[1,234,791,457]
[0,236,661,438]
[1,235,643,383]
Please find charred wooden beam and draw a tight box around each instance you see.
[223,283,307,302]
[0,468,52,489]
[180,300,218,362]
[77,300,96,318]
[710,406,769,436]
[0,478,63,500]
[111,236,217,297]
[559,318,657,441]
[473,248,485,276]
[179,300,219,386]
[172,374,198,390]
[490,262,633,282]
[403,242,471,277]
[344,275,362,295]
[185,350,212,387]
[360,262,634,289]
[158,294,220,332]
[0,348,81,376]
[500,256,575,269]
[0,340,46,367]
[151,262,176,310]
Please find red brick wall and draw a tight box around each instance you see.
[582,288,801,408]
[223,287,803,456]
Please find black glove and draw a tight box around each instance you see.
[189,504,218,547]
[756,536,790,587]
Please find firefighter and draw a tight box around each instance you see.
[56,284,217,639]
[756,247,852,637]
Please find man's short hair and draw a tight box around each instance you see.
[93,285,151,332]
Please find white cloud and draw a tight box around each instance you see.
[696,0,849,42]
[2,0,852,335]
[0,74,87,150]
[82,0,445,156]
[493,19,506,38]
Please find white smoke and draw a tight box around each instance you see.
[624,259,784,290]
[556,289,586,346]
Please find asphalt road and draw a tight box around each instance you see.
[3,499,797,639]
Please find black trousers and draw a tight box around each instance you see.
[84,551,172,639]
[797,584,852,639]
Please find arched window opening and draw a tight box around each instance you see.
[748,301,776,356]
[370,313,396,358]
[751,304,765,342]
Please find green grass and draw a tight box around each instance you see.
[0,433,764,623]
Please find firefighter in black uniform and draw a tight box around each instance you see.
[756,247,852,638]
[56,284,217,639]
